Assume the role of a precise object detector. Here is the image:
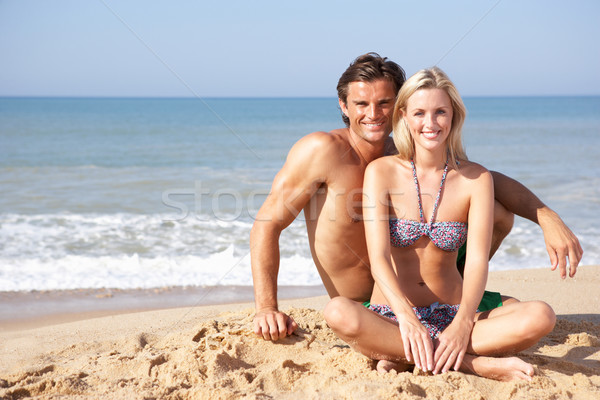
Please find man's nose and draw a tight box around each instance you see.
[367,104,380,118]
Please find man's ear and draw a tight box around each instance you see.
[339,98,349,114]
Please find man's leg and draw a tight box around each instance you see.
[491,199,519,304]
[491,199,514,259]
[461,199,518,308]
[458,199,514,277]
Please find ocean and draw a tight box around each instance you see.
[1,96,599,292]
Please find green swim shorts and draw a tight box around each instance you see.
[478,290,503,312]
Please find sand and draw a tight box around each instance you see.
[1,266,599,399]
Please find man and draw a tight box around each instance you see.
[250,53,583,341]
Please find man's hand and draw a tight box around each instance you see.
[538,208,583,279]
[253,309,298,341]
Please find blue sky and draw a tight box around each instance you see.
[1,0,599,97]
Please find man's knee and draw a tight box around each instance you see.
[493,200,514,238]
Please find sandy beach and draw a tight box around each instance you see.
[1,266,599,399]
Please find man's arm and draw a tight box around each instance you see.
[250,133,330,340]
[490,171,583,278]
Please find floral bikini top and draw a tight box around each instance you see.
[389,160,468,252]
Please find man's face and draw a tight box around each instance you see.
[339,79,396,143]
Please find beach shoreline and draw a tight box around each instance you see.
[0,285,327,332]
[1,266,599,399]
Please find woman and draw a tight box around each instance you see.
[324,67,556,381]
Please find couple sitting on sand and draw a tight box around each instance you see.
[250,53,583,381]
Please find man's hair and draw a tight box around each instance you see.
[392,66,467,169]
[336,52,406,127]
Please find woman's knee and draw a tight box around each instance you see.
[324,297,362,337]
[533,301,556,334]
[517,301,556,339]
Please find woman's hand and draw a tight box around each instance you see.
[432,317,473,374]
[398,314,434,372]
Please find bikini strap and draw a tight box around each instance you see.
[410,160,449,226]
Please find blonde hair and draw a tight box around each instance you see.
[392,67,467,168]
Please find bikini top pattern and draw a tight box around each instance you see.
[389,160,468,252]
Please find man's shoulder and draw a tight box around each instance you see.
[291,128,351,157]
[302,128,348,145]
[279,128,351,178]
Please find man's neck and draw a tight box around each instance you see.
[346,128,388,164]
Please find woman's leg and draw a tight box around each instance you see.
[326,298,556,358]
[324,297,554,381]
[324,297,408,363]
[448,301,552,381]
[470,300,556,356]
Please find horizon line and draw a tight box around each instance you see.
[2,94,600,100]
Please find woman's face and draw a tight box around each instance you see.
[403,88,453,153]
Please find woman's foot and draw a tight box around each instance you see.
[463,354,535,382]
[375,359,411,373]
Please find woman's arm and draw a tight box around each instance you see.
[433,167,494,374]
[460,169,494,321]
[363,160,434,372]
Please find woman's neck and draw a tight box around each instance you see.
[413,147,448,172]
